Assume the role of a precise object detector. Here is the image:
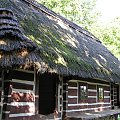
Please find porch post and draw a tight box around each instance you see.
[0,70,11,119]
[119,84,120,108]
[0,70,4,120]
[62,77,68,119]
[110,82,114,109]
[34,66,39,114]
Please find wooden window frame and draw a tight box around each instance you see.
[97,85,104,102]
[78,82,88,102]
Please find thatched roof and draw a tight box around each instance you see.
[0,7,39,68]
[0,0,120,82]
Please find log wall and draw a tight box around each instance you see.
[67,80,111,114]
[1,70,36,120]
[10,70,35,120]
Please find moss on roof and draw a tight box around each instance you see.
[1,0,120,82]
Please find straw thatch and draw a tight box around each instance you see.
[0,0,120,82]
[0,8,38,68]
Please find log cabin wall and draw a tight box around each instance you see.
[67,80,111,114]
[1,70,36,120]
[10,70,35,120]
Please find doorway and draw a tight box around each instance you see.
[39,73,57,115]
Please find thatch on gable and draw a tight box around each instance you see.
[0,8,39,68]
[0,0,120,82]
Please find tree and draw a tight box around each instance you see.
[91,17,120,58]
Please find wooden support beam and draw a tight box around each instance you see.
[0,70,4,120]
[114,114,119,120]
[62,77,68,119]
[35,69,39,114]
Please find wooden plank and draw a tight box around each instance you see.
[12,88,34,93]
[68,98,77,104]
[68,96,77,98]
[88,96,97,98]
[9,113,35,117]
[7,115,37,120]
[11,92,35,102]
[10,102,34,106]
[35,69,39,114]
[12,83,33,90]
[104,96,110,99]
[104,90,110,94]
[0,70,4,120]
[68,102,111,106]
[10,105,35,114]
[62,78,68,119]
[58,78,63,113]
[12,70,34,81]
[68,87,78,89]
[88,89,97,92]
[12,79,34,85]
[16,69,34,74]
[67,106,111,112]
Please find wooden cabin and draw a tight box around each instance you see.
[0,0,120,120]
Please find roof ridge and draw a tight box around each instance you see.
[20,0,101,43]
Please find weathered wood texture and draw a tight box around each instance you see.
[67,81,111,113]
[1,70,35,120]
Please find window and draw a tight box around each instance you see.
[98,86,104,102]
[79,84,87,101]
